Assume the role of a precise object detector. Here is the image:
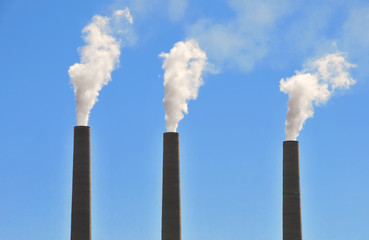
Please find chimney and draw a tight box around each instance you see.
[71,126,91,240]
[283,140,302,240]
[162,132,181,240]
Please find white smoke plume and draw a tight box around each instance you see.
[69,8,133,126]
[280,52,356,140]
[160,39,208,132]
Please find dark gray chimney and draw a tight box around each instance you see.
[283,140,302,240]
[162,132,181,240]
[71,126,91,240]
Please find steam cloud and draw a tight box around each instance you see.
[160,39,208,132]
[69,8,133,126]
[280,52,356,140]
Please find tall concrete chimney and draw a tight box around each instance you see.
[162,132,181,240]
[71,126,91,240]
[283,140,302,240]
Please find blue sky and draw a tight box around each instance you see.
[0,0,369,239]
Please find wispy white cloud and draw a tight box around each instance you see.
[110,0,369,76]
[113,0,188,22]
[114,8,133,24]
[111,7,137,46]
[187,0,292,71]
[340,6,369,60]
[168,0,188,22]
[278,4,334,57]
[276,2,369,61]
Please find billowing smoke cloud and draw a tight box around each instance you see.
[280,52,356,140]
[69,8,133,126]
[160,39,208,132]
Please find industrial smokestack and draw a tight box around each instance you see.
[71,126,91,240]
[283,140,302,240]
[162,132,181,240]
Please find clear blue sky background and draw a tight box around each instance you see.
[0,0,369,239]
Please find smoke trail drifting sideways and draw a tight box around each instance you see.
[280,52,356,140]
[160,39,208,132]
[69,8,133,126]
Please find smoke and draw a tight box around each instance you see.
[160,39,208,132]
[280,52,356,140]
[68,8,133,126]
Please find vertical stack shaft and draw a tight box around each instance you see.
[283,141,302,240]
[71,126,91,240]
[162,132,181,240]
